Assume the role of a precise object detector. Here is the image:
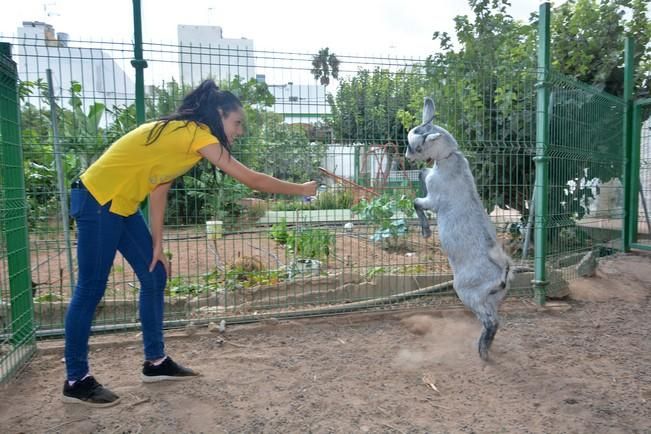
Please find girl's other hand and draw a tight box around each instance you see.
[149,248,171,278]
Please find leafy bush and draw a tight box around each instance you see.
[313,189,353,209]
[352,194,415,250]
[269,218,290,245]
[225,257,286,290]
[270,190,354,211]
[287,228,334,260]
[270,201,315,212]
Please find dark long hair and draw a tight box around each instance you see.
[146,79,242,155]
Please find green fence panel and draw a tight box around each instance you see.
[631,99,651,251]
[0,42,36,383]
[546,70,626,288]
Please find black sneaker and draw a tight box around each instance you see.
[141,356,199,383]
[62,376,121,408]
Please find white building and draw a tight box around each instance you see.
[177,25,254,86]
[267,82,330,124]
[15,21,134,108]
[176,24,330,125]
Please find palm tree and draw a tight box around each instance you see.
[311,47,341,87]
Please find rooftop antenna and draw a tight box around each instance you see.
[43,1,60,18]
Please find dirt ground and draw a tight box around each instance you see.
[1,252,650,434]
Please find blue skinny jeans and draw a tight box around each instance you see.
[65,185,167,381]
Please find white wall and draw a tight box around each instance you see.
[177,24,255,85]
[322,145,358,180]
[268,83,330,123]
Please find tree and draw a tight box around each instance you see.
[423,0,650,251]
[18,80,108,226]
[425,0,538,211]
[311,47,341,86]
[551,0,651,97]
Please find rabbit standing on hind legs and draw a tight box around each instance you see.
[405,97,514,361]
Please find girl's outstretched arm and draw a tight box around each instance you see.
[199,143,316,196]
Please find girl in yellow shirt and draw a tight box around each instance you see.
[62,80,317,407]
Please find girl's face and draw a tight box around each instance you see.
[220,108,245,144]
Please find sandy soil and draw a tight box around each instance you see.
[1,252,650,434]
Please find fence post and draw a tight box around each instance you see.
[622,37,635,251]
[533,2,551,305]
[131,0,149,222]
[0,42,35,344]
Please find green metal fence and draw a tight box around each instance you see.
[546,71,626,281]
[0,4,642,384]
[0,42,37,382]
[2,34,546,338]
[631,98,651,250]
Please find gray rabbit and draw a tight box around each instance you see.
[405,97,513,360]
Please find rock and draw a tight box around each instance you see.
[184,321,198,336]
[207,321,220,333]
[576,250,599,277]
[260,317,279,326]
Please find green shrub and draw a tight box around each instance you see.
[269,218,290,245]
[287,228,334,259]
[352,194,415,250]
[313,189,353,209]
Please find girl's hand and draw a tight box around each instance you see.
[302,181,318,196]
[149,247,171,278]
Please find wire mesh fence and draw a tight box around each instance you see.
[0,32,634,351]
[546,71,626,288]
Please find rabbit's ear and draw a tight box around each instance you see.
[425,132,442,142]
[422,97,435,125]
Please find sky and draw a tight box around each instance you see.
[1,0,546,57]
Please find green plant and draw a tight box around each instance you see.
[271,220,335,260]
[352,194,415,250]
[245,202,267,222]
[364,266,387,281]
[166,276,206,296]
[33,292,63,303]
[183,167,251,224]
[269,218,290,245]
[311,47,341,87]
[313,189,354,209]
[270,200,315,211]
[270,190,353,211]
[287,228,334,260]
[165,269,222,296]
[224,256,287,290]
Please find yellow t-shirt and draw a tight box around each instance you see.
[81,120,217,216]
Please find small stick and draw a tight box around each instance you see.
[130,397,151,407]
[382,423,406,434]
[45,417,88,432]
[223,339,251,349]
